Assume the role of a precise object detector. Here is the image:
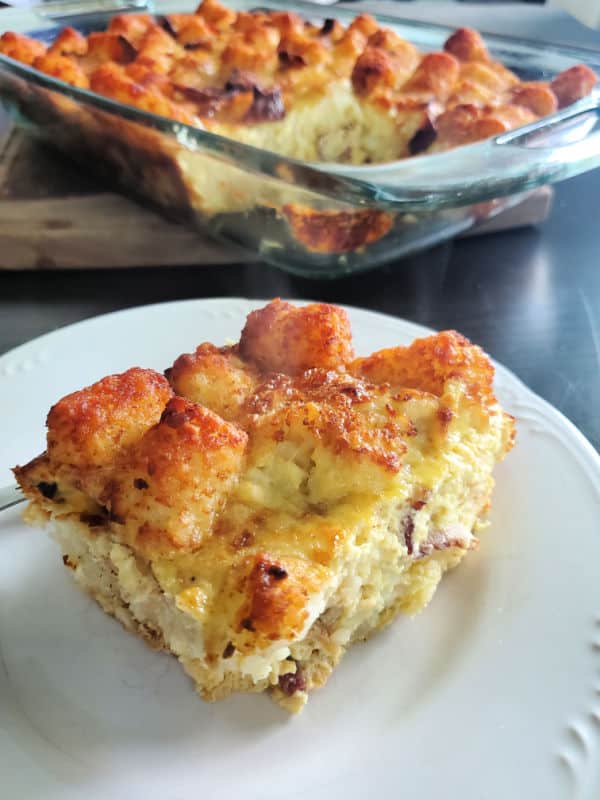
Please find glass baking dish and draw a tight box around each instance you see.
[1,0,600,277]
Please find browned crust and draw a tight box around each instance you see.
[550,64,598,109]
[233,553,322,646]
[444,28,489,64]
[1,3,595,139]
[0,31,46,65]
[168,342,259,421]
[351,47,398,97]
[281,205,394,253]
[108,395,248,555]
[239,298,354,374]
[432,103,536,150]
[509,83,557,117]
[46,367,173,469]
[351,329,496,406]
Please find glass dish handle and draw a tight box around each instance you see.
[493,93,600,153]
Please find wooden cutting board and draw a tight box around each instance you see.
[0,123,553,270]
[0,124,249,269]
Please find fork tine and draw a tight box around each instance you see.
[0,485,25,512]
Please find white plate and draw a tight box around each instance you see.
[1,298,599,800]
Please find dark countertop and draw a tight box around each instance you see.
[1,3,599,452]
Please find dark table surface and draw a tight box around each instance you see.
[1,3,599,453]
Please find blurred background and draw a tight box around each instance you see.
[0,0,599,29]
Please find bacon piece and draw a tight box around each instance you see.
[244,85,284,122]
[178,72,285,123]
[417,529,479,558]
[279,667,306,696]
[408,115,437,154]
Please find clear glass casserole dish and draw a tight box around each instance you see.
[1,0,600,277]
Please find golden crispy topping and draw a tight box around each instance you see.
[107,13,155,45]
[49,27,88,57]
[46,367,172,469]
[1,1,594,159]
[282,206,394,253]
[429,103,536,151]
[352,47,398,97]
[108,396,248,555]
[402,52,460,102]
[168,342,259,421]
[33,53,89,88]
[0,31,46,65]
[241,368,412,488]
[550,64,598,109]
[351,329,495,405]
[239,299,354,375]
[508,82,558,117]
[161,13,213,48]
[347,14,379,40]
[89,62,195,124]
[444,27,489,63]
[195,0,236,31]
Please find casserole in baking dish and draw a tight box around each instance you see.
[1,0,600,275]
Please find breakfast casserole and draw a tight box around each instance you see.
[0,0,596,163]
[14,300,515,712]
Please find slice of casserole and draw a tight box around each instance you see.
[14,300,514,712]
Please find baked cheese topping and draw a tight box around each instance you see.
[1,0,596,163]
[14,300,515,711]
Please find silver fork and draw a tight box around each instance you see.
[0,485,25,512]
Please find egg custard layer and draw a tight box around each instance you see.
[14,300,514,712]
